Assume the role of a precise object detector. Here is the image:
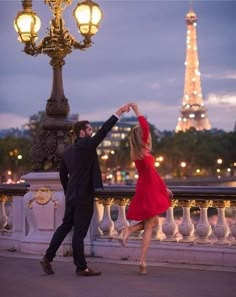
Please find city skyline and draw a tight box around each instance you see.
[0,1,235,131]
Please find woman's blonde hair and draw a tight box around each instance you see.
[130,125,152,161]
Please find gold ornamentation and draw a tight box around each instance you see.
[98,198,114,206]
[170,199,178,207]
[195,200,213,208]
[28,187,58,208]
[212,200,230,208]
[35,187,52,205]
[114,198,130,206]
[230,201,236,208]
[178,200,195,207]
[0,195,12,203]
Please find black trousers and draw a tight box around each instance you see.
[45,194,94,270]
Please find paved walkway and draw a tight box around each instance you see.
[0,252,235,297]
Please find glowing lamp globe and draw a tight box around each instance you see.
[73,0,102,37]
[14,11,41,43]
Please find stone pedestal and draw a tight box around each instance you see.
[19,172,72,255]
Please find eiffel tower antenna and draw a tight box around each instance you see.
[189,0,193,11]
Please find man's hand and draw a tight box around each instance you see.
[115,104,130,117]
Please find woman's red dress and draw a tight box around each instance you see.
[127,116,171,221]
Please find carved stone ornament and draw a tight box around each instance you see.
[35,187,52,205]
[27,187,58,208]
[0,195,12,203]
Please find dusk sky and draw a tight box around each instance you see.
[0,0,235,131]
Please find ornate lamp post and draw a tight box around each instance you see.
[14,0,103,170]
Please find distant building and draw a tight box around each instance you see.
[0,128,29,139]
[91,116,138,156]
[68,114,79,123]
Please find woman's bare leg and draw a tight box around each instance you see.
[140,216,159,266]
[119,221,144,246]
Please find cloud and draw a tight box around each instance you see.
[203,71,236,80]
[205,93,236,106]
[146,82,161,90]
[1,1,235,133]
[208,105,236,131]
[0,113,28,129]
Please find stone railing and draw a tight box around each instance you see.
[93,186,236,245]
[0,183,28,233]
[0,182,236,268]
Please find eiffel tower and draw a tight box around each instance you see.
[175,8,211,132]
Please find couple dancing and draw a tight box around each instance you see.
[40,103,172,277]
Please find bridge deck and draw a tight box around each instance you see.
[0,251,235,297]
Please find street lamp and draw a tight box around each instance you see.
[14,0,103,170]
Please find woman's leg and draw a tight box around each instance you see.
[139,216,159,268]
[119,221,144,246]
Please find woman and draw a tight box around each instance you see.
[119,103,172,275]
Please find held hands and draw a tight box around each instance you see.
[115,102,140,117]
[129,102,140,117]
[115,104,130,117]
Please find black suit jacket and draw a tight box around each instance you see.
[59,115,118,203]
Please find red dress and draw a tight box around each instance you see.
[127,116,171,221]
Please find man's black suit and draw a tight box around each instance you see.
[45,115,118,271]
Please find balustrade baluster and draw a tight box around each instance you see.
[178,200,195,243]
[0,195,12,231]
[98,198,114,237]
[114,198,129,234]
[91,198,104,238]
[230,201,236,246]
[212,200,230,245]
[195,200,212,244]
[162,200,178,242]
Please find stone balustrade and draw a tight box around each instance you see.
[93,186,236,245]
[0,180,236,268]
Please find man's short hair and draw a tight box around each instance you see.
[73,120,90,137]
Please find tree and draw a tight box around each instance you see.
[0,136,32,182]
[24,111,46,142]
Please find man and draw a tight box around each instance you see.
[40,104,130,276]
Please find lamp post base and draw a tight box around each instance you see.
[30,118,72,171]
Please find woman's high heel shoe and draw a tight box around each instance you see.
[138,263,147,275]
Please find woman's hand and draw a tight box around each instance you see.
[115,104,130,117]
[129,102,140,116]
